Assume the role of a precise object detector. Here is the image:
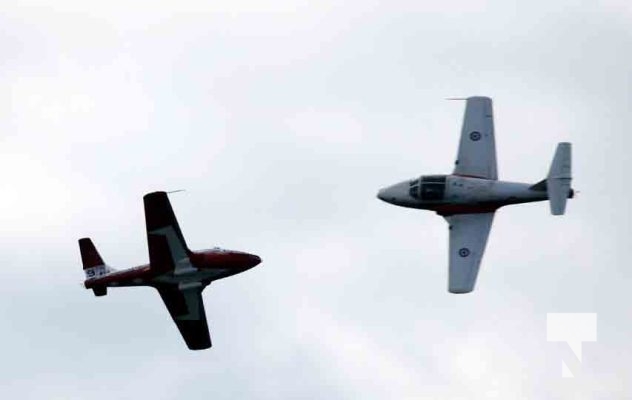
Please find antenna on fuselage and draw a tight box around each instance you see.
[167,189,186,194]
[445,97,467,101]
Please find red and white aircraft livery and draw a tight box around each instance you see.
[79,191,262,350]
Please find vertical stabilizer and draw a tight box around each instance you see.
[79,238,115,280]
[547,142,572,215]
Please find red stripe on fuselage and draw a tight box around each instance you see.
[432,203,500,216]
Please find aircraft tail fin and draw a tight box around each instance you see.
[79,238,104,270]
[545,142,573,215]
[78,238,115,296]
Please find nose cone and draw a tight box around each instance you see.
[377,183,403,205]
[230,252,262,273]
[249,254,262,268]
[377,181,416,207]
[377,188,388,202]
[377,186,398,203]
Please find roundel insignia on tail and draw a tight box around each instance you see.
[458,248,471,257]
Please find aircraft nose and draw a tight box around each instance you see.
[247,254,262,268]
[377,181,414,206]
[377,186,397,204]
[377,188,386,201]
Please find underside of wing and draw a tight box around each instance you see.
[144,191,190,274]
[444,212,495,294]
[453,96,498,180]
[157,284,212,350]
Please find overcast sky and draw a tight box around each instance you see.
[1,0,631,398]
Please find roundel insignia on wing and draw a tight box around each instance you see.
[469,131,482,141]
[458,248,471,257]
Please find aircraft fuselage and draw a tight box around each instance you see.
[377,174,552,216]
[84,248,261,290]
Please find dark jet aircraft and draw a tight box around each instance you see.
[79,191,261,350]
[377,96,573,293]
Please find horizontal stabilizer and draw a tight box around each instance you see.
[547,142,572,215]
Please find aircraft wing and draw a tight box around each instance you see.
[444,212,495,293]
[144,191,191,274]
[157,283,212,350]
[453,96,498,180]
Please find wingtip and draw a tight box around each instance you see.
[144,191,168,200]
[144,190,185,201]
[446,96,492,102]
[187,343,212,350]
[449,288,475,294]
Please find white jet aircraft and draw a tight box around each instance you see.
[377,96,573,293]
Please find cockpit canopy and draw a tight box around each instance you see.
[409,175,447,201]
